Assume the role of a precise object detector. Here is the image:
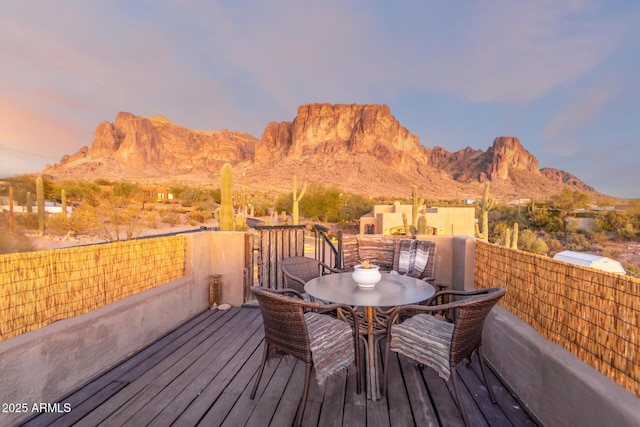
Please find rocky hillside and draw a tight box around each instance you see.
[43,103,596,200]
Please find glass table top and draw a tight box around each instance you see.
[304,272,435,307]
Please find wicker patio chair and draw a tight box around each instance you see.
[250,286,361,427]
[382,287,506,427]
[392,238,437,284]
[281,256,343,296]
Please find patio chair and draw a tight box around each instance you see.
[281,256,342,298]
[392,238,437,284]
[382,287,506,427]
[250,286,361,427]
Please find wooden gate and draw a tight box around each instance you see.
[254,225,306,290]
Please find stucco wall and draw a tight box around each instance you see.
[424,207,476,237]
[484,306,640,427]
[451,236,476,291]
[0,276,202,426]
[208,231,248,306]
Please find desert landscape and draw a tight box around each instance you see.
[2,103,638,276]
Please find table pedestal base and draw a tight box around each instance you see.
[363,306,385,401]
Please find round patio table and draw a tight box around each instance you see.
[305,272,435,401]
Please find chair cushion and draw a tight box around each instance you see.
[389,313,454,381]
[304,312,355,386]
[394,239,432,279]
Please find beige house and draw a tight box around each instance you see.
[359,202,476,236]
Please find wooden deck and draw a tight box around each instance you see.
[19,307,539,427]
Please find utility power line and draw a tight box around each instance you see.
[0,144,58,160]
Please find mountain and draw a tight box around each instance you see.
[43,104,596,200]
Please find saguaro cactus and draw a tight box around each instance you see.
[503,228,512,248]
[61,189,67,217]
[475,182,495,241]
[411,185,424,227]
[292,175,307,225]
[417,213,427,235]
[26,191,33,213]
[219,163,234,231]
[36,176,45,234]
[501,223,519,248]
[402,212,411,235]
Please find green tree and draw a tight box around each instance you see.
[598,210,630,231]
[527,203,564,233]
[550,189,590,212]
[338,193,374,223]
[299,183,342,223]
[549,189,590,233]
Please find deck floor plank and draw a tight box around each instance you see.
[420,366,465,427]
[171,323,265,426]
[468,355,539,426]
[455,359,512,427]
[91,309,254,427]
[397,354,440,427]
[129,311,264,426]
[246,356,298,426]
[317,369,348,427]
[267,360,307,427]
[19,307,539,427]
[69,309,246,427]
[20,310,220,427]
[338,362,366,427]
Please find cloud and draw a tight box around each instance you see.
[547,136,640,198]
[407,1,620,104]
[544,79,622,141]
[0,0,636,198]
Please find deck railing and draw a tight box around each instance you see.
[0,236,186,341]
[475,240,640,397]
[313,224,340,268]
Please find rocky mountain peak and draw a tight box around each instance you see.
[43,104,597,199]
[485,136,539,180]
[256,103,428,170]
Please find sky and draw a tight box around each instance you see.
[1,1,638,198]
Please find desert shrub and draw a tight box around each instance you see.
[616,224,637,241]
[69,204,98,233]
[601,248,623,259]
[144,212,158,229]
[0,223,35,254]
[188,209,211,224]
[491,221,510,243]
[565,232,592,251]
[598,211,630,232]
[518,229,549,255]
[15,213,39,230]
[623,263,640,279]
[545,237,564,253]
[589,231,609,244]
[47,213,73,235]
[161,209,181,227]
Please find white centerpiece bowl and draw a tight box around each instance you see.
[352,264,382,288]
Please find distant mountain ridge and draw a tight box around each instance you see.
[43,103,596,200]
